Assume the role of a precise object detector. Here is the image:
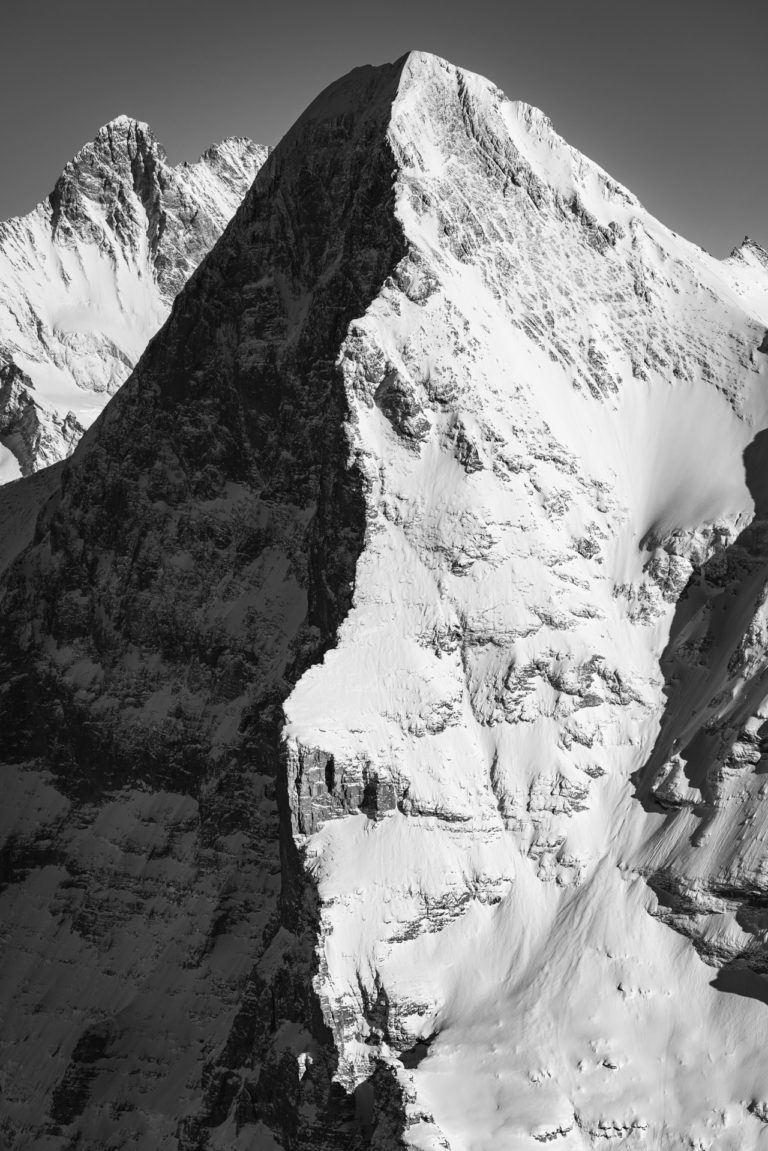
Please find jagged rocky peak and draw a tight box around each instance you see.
[3,48,768,1151]
[729,234,768,267]
[0,115,268,482]
[721,233,768,333]
[49,114,264,258]
[49,114,162,230]
[198,133,266,175]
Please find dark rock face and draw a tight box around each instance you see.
[0,61,409,1150]
[293,745,401,834]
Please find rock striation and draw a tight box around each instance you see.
[0,117,267,480]
[2,50,768,1151]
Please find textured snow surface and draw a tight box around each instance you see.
[283,52,768,1149]
[2,50,768,1151]
[0,118,267,477]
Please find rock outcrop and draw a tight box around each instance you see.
[2,51,768,1151]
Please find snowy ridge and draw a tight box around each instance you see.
[2,50,768,1151]
[0,117,267,479]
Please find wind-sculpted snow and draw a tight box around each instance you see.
[0,118,267,480]
[3,49,768,1151]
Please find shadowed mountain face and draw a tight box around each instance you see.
[3,50,768,1151]
[0,59,408,1150]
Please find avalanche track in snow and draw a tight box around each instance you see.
[2,50,768,1151]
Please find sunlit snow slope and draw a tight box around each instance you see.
[3,50,768,1151]
[0,118,267,480]
[282,53,768,1149]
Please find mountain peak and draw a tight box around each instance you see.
[4,50,768,1151]
[729,233,768,269]
[98,113,153,135]
[197,134,269,169]
[0,117,267,479]
[87,115,162,161]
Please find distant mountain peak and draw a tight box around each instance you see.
[77,115,165,169]
[0,120,267,480]
[100,112,152,132]
[729,233,768,266]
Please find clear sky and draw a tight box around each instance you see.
[2,0,765,257]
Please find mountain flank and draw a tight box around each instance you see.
[2,51,768,1151]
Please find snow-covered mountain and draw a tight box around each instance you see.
[0,117,267,480]
[2,51,768,1151]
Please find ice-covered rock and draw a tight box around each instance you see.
[0,117,267,479]
[2,50,768,1151]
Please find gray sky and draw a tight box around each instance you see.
[2,0,765,256]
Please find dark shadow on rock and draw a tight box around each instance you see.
[744,427,768,518]
[712,963,768,1006]
[633,426,768,809]
[631,422,768,1004]
[399,1034,436,1070]
[0,56,414,1151]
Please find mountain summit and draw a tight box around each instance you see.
[0,117,267,479]
[2,51,768,1150]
